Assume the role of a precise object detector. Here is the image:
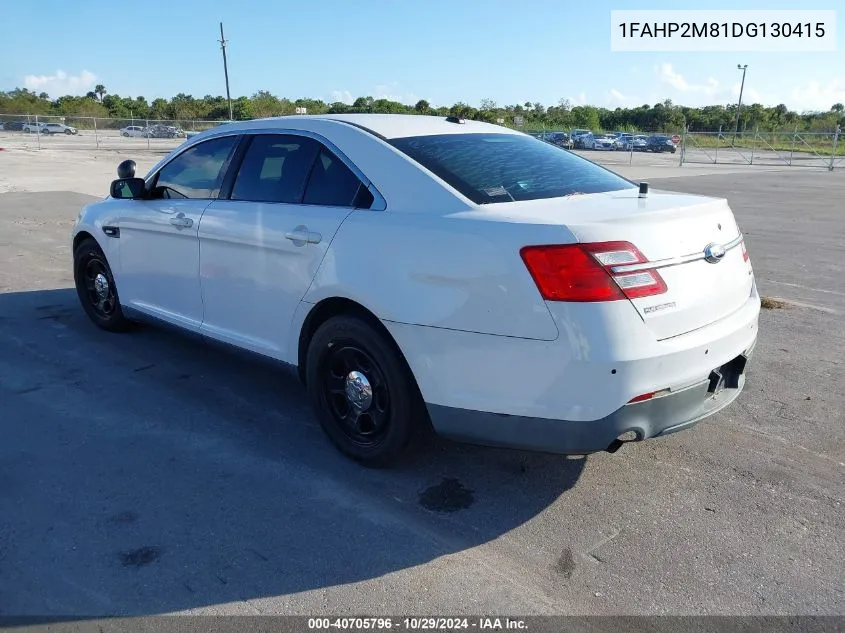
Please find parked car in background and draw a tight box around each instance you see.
[591,134,616,151]
[632,135,649,151]
[614,133,634,151]
[143,124,180,139]
[22,122,46,133]
[646,135,678,153]
[552,132,571,147]
[72,113,759,466]
[574,132,594,149]
[42,123,78,135]
[540,132,570,147]
[121,125,146,138]
[571,129,592,148]
[1,120,25,131]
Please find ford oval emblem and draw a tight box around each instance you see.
[703,242,726,263]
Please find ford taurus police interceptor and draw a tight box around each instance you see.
[71,114,760,466]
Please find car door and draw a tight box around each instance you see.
[198,132,375,359]
[116,134,239,331]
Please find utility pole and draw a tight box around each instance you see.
[733,64,748,145]
[219,22,233,121]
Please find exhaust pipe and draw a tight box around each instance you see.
[606,439,625,453]
[606,430,641,454]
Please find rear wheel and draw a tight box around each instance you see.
[73,238,132,332]
[305,315,428,467]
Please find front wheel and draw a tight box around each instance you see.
[305,315,428,467]
[65,129,72,135]
[73,238,132,332]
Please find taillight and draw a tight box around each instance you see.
[628,388,671,403]
[520,241,667,302]
[741,240,749,262]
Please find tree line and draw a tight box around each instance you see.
[1,86,843,133]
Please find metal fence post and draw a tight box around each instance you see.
[146,119,150,150]
[35,114,40,150]
[679,126,687,166]
[830,125,841,172]
[750,126,757,165]
[93,117,99,149]
[715,125,721,164]
[789,125,797,166]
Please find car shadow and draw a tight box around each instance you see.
[0,287,586,619]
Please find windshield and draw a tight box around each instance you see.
[388,133,635,205]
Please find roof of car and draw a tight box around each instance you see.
[242,113,523,140]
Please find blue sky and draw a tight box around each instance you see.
[2,0,842,111]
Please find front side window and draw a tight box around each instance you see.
[153,135,238,199]
[230,134,321,203]
[388,133,635,204]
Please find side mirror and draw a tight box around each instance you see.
[110,178,146,199]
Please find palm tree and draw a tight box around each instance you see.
[94,85,107,101]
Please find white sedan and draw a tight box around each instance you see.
[43,122,78,135]
[71,114,760,466]
[120,125,146,138]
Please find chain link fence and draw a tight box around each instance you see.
[2,113,840,170]
[678,126,842,171]
[0,114,230,152]
[528,127,684,166]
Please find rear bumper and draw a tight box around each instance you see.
[426,343,754,454]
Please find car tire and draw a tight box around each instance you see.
[73,238,132,333]
[65,129,72,135]
[305,314,429,467]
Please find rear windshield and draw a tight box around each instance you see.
[388,133,634,204]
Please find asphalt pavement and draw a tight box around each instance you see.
[0,170,843,619]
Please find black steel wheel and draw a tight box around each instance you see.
[306,315,428,466]
[73,237,132,332]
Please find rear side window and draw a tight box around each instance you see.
[303,148,368,207]
[153,135,238,199]
[231,134,321,203]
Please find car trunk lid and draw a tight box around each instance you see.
[478,189,755,340]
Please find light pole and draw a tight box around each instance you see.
[733,64,748,144]
[219,22,233,121]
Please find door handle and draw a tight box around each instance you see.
[284,225,322,245]
[169,213,193,229]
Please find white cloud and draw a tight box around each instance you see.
[23,69,97,96]
[566,92,588,106]
[653,61,843,110]
[329,89,353,104]
[328,84,419,106]
[655,63,772,106]
[606,88,640,107]
[788,79,845,113]
[373,82,418,105]
[656,63,719,96]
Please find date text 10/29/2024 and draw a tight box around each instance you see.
[308,618,528,630]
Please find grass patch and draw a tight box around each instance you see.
[761,297,788,310]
